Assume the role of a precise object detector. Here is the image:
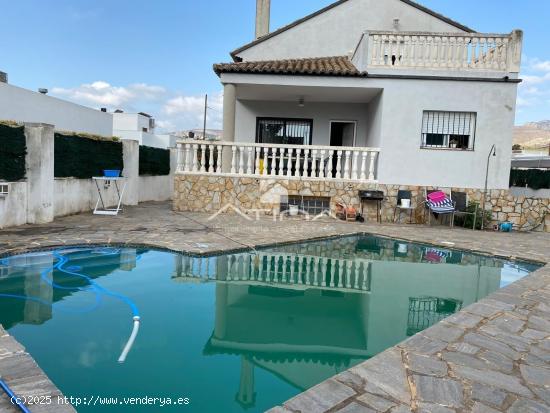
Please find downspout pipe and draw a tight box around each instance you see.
[0,376,32,413]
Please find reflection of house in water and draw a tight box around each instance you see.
[172,236,510,408]
[204,283,370,408]
[0,248,141,329]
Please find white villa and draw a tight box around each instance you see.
[174,0,528,222]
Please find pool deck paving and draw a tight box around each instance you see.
[0,201,549,412]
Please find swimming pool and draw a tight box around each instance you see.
[0,236,540,412]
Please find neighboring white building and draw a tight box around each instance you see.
[208,0,523,190]
[0,76,176,148]
[0,77,113,136]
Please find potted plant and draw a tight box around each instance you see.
[449,138,458,149]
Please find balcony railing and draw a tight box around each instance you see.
[354,30,522,73]
[176,140,380,182]
[173,252,372,293]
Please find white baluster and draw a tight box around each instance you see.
[353,263,359,290]
[230,146,237,174]
[311,149,318,177]
[494,38,503,70]
[337,260,344,288]
[501,38,509,71]
[409,35,416,67]
[371,35,378,66]
[351,151,359,180]
[346,261,352,288]
[471,37,479,68]
[184,144,192,172]
[255,147,261,175]
[294,148,301,177]
[290,255,295,284]
[304,149,310,177]
[216,145,223,173]
[176,143,183,172]
[287,148,294,178]
[360,151,368,180]
[343,150,351,179]
[273,148,283,176]
[329,259,335,287]
[319,149,326,178]
[238,146,245,174]
[207,145,214,173]
[362,262,370,290]
[192,144,199,172]
[327,150,334,179]
[200,145,206,172]
[433,36,440,68]
[335,150,342,179]
[297,256,303,284]
[246,147,253,175]
[321,258,327,287]
[368,151,377,181]
[313,257,320,286]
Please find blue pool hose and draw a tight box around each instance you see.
[0,248,141,363]
[0,376,32,413]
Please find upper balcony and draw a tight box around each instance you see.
[351,30,523,78]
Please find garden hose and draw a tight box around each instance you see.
[0,375,32,413]
[0,248,141,363]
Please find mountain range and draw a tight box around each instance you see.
[513,121,550,149]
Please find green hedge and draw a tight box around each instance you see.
[0,123,26,181]
[510,168,550,190]
[139,146,170,176]
[54,133,123,178]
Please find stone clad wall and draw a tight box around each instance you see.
[174,175,550,232]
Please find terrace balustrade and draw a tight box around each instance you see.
[176,140,380,182]
[173,252,372,293]
[355,30,522,73]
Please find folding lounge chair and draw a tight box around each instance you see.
[425,190,456,227]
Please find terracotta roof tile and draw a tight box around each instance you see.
[213,56,366,77]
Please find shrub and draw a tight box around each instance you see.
[139,146,170,176]
[454,201,492,230]
[54,132,123,178]
[510,169,550,190]
[0,123,26,181]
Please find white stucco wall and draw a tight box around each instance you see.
[53,178,122,216]
[0,83,113,136]
[371,78,518,189]
[138,176,173,202]
[235,100,370,147]
[236,0,469,61]
[112,113,152,133]
[224,73,518,189]
[0,182,28,228]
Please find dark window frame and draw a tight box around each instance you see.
[255,117,313,145]
[420,110,477,151]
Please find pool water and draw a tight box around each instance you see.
[0,236,540,412]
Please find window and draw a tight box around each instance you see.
[421,111,476,150]
[256,118,313,145]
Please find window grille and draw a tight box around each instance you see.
[421,111,476,150]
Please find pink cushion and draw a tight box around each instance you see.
[427,191,446,202]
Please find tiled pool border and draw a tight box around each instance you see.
[1,226,549,412]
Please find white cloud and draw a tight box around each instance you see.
[162,92,223,131]
[531,60,550,73]
[51,81,164,108]
[50,80,222,133]
[516,57,550,123]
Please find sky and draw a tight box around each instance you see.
[1,0,550,132]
